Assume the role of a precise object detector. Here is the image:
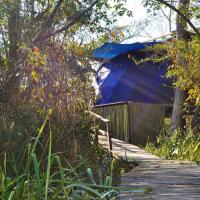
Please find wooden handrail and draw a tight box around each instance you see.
[86,110,112,154]
[86,110,110,123]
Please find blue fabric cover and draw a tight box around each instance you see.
[96,53,174,105]
[93,42,158,59]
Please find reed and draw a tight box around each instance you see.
[0,118,149,200]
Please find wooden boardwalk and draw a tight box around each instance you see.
[99,136,200,200]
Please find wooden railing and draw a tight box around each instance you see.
[91,102,171,145]
[86,110,112,154]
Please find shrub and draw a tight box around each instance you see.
[0,119,148,200]
[145,128,200,163]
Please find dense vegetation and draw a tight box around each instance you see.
[145,36,200,164]
[146,128,200,163]
[144,0,200,163]
[0,0,137,199]
[167,36,200,107]
[0,0,200,199]
[1,114,146,199]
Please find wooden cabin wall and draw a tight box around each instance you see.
[92,102,166,146]
[92,103,129,142]
[128,103,165,145]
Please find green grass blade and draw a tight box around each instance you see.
[66,183,102,198]
[98,169,103,185]
[44,122,52,200]
[54,155,69,198]
[105,176,111,186]
[109,159,114,186]
[31,153,42,196]
[86,168,96,185]
[65,160,81,181]
[8,191,15,200]
[100,190,116,199]
[32,116,49,153]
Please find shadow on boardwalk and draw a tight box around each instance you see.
[99,135,200,200]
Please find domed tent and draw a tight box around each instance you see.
[93,42,174,105]
[92,41,174,145]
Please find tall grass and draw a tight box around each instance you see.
[145,128,200,163]
[0,117,150,200]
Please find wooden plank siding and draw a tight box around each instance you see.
[92,102,170,146]
[92,103,129,142]
[128,103,165,145]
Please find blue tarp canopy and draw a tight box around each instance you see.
[94,42,174,105]
[93,41,158,60]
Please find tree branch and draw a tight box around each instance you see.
[33,0,64,43]
[45,0,64,27]
[33,0,100,44]
[154,0,200,35]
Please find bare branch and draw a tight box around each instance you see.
[45,0,64,27]
[33,0,64,43]
[154,0,200,35]
[33,0,100,44]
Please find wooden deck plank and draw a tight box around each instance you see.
[98,136,200,199]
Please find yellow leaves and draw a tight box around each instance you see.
[19,84,25,92]
[80,59,87,65]
[111,31,116,38]
[167,36,200,106]
[119,30,124,38]
[40,59,46,65]
[27,46,46,69]
[110,30,124,40]
[187,88,199,105]
[66,42,87,58]
[32,47,40,56]
[31,71,40,82]
[19,42,90,121]
[188,88,195,97]
[77,48,84,56]
[48,108,53,116]
[196,96,200,106]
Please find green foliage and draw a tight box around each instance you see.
[0,120,149,200]
[145,128,200,163]
[0,1,156,198]
[142,0,162,14]
[144,36,200,107]
[0,0,133,165]
[167,36,200,106]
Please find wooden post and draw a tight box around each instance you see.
[127,101,131,143]
[94,117,98,145]
[107,121,112,154]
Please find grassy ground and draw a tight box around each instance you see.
[0,121,143,200]
[145,118,200,164]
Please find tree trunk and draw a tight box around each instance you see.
[171,0,189,132]
[5,0,21,102]
[171,88,186,131]
[191,106,200,130]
